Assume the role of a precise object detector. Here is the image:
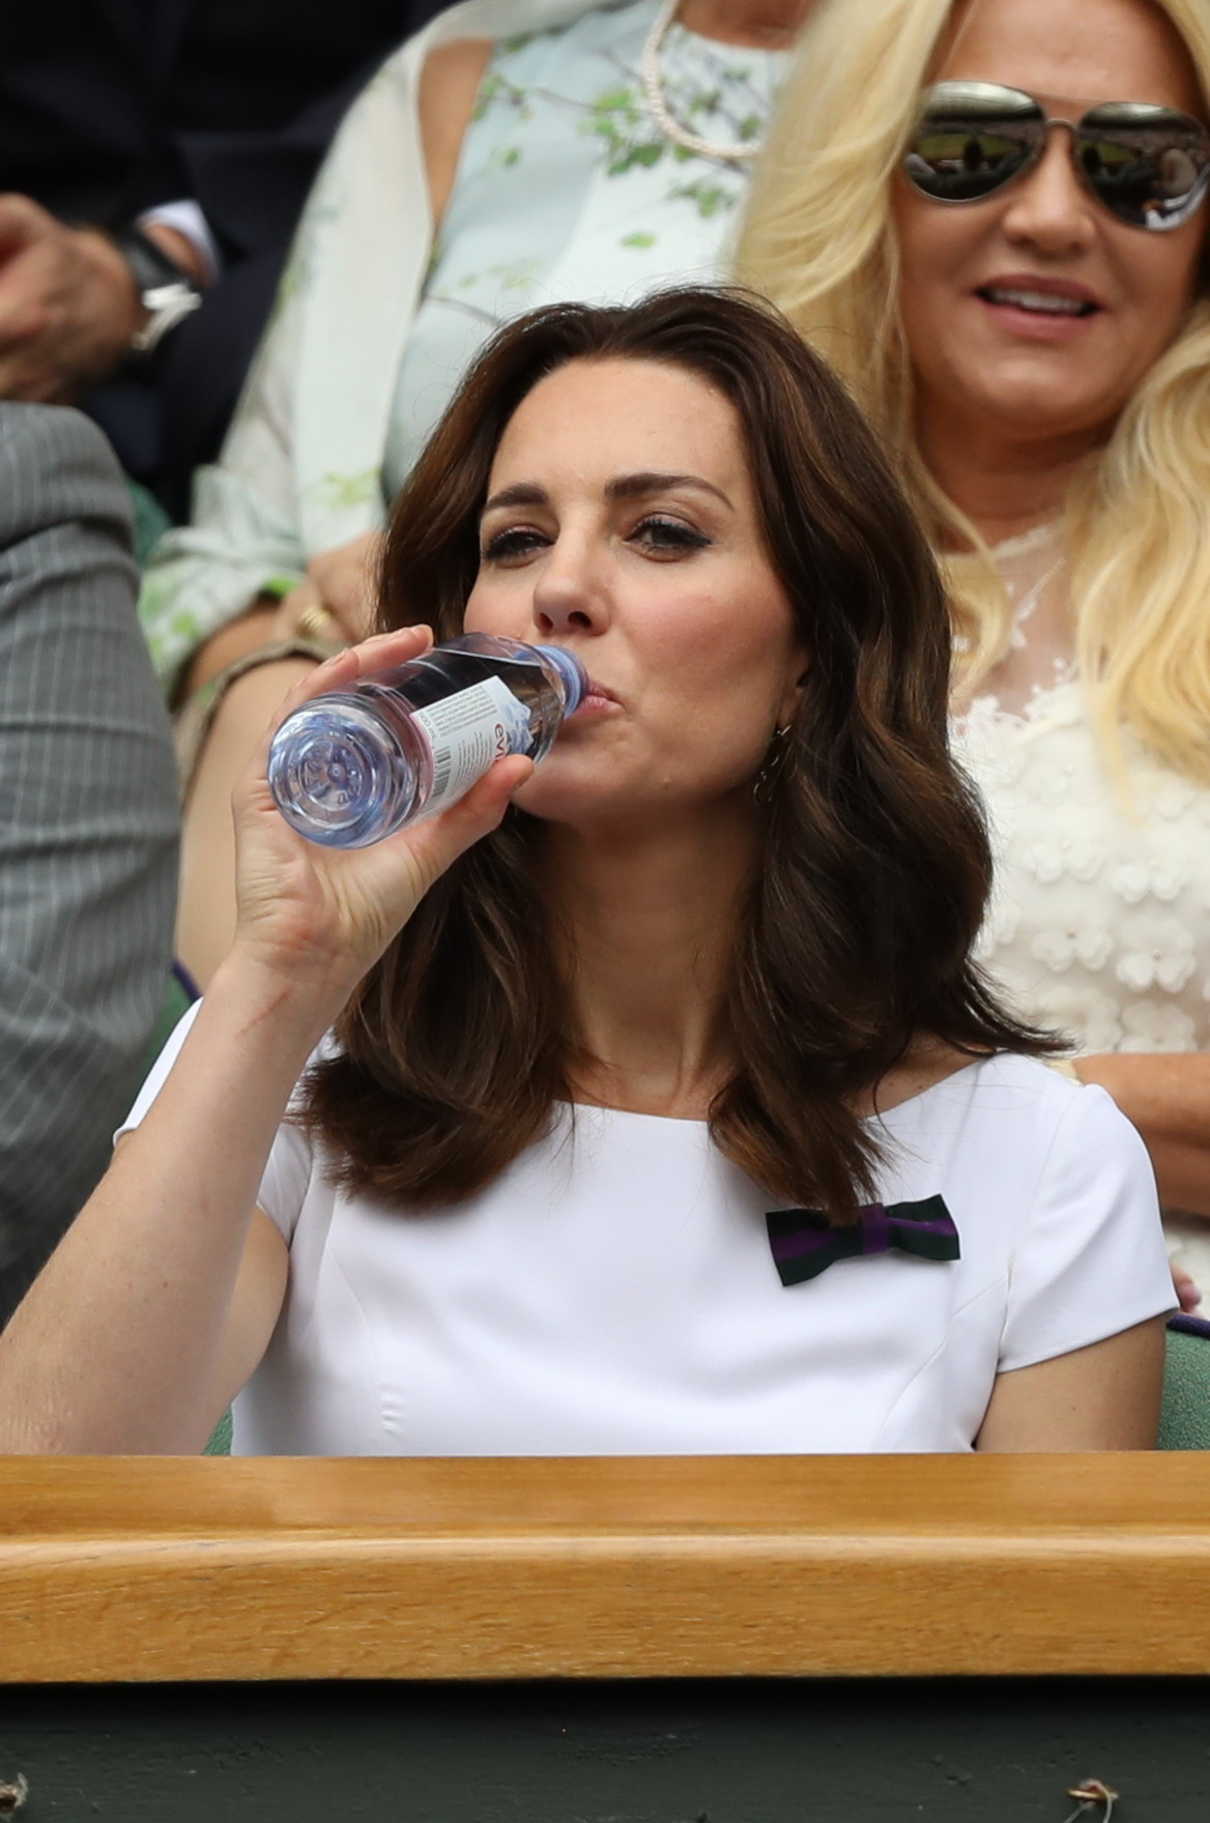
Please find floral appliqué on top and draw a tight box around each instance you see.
[950,521,1210,1070]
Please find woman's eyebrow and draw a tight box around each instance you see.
[481,472,733,517]
[607,471,733,509]
[481,482,549,516]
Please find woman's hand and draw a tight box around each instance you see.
[272,530,384,647]
[1172,1263,1202,1314]
[229,626,532,1021]
[0,199,143,398]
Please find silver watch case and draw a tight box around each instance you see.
[130,280,203,354]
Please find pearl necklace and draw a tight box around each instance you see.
[639,0,769,163]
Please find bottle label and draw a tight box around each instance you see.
[411,676,533,816]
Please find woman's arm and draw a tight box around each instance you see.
[1076,1053,1210,1215]
[976,1316,1166,1451]
[418,38,493,231]
[0,628,532,1453]
[0,967,318,1453]
[977,1079,1175,1451]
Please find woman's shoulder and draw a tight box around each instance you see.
[420,36,495,103]
[878,1054,1165,1316]
[872,1045,1066,1125]
[881,1048,1147,1179]
[895,1047,1093,1113]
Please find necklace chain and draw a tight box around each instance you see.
[639,0,766,163]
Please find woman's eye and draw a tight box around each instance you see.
[631,516,710,555]
[483,527,547,563]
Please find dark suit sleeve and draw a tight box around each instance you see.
[6,4,446,500]
[1,4,447,243]
[0,405,180,1322]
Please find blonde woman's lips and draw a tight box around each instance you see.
[973,272,1105,340]
[978,272,1104,311]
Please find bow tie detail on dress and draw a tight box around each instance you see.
[766,1195,960,1286]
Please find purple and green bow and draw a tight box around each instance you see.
[766,1194,960,1286]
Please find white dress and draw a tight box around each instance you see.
[950,525,1210,1289]
[124,1012,1173,1457]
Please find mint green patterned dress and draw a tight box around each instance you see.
[138,0,787,691]
[385,2,787,491]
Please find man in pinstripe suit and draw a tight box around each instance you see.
[0,404,178,1324]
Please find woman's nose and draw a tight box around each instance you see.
[530,542,609,637]
[1000,128,1097,256]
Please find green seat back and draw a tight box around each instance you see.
[204,1411,233,1456]
[143,970,192,1081]
[1159,1322,1210,1450]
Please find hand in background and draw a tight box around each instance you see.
[273,530,384,647]
[1172,1263,1202,1315]
[0,197,141,399]
[229,625,532,1022]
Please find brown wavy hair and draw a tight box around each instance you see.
[304,287,1056,1218]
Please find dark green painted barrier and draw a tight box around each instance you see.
[3,1678,1209,1820]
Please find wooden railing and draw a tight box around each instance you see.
[4,1454,1210,1683]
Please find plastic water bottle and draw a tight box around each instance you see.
[267,633,587,847]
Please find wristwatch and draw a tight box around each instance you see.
[114,224,204,354]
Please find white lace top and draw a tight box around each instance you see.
[950,524,1210,1281]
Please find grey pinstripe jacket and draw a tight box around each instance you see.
[0,404,178,1323]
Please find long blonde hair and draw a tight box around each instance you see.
[736,0,1210,781]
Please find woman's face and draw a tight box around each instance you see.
[462,355,805,828]
[892,0,1208,452]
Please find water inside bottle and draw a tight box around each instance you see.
[268,698,417,846]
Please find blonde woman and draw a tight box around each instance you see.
[737,0,1210,1295]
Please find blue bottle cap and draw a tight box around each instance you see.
[533,644,587,714]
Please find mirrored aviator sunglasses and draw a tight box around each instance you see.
[904,79,1210,230]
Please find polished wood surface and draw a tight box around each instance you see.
[3,1455,1210,1682]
